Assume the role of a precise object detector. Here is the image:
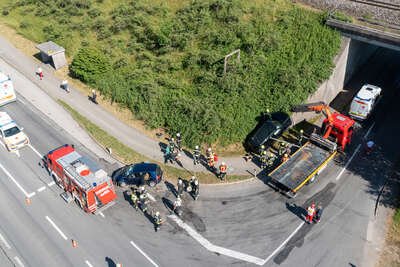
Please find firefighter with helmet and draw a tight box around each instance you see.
[130,188,139,211]
[176,133,182,151]
[189,176,199,199]
[259,144,266,156]
[177,178,184,197]
[260,150,268,169]
[154,211,163,232]
[219,162,227,180]
[278,142,286,156]
[193,145,201,165]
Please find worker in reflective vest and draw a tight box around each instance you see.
[306,203,316,224]
[219,162,227,180]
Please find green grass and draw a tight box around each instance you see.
[0,0,341,149]
[58,99,249,184]
[394,208,400,226]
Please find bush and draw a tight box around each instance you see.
[70,47,112,84]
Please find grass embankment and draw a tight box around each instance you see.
[58,100,248,184]
[0,0,342,149]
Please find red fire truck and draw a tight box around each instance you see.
[43,144,117,213]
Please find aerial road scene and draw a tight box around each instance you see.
[0,0,398,266]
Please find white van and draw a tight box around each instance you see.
[0,72,16,106]
[349,84,381,121]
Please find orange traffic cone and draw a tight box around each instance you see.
[71,239,78,248]
[25,197,31,205]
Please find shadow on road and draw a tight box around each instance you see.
[285,202,306,221]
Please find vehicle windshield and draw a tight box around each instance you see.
[4,126,20,137]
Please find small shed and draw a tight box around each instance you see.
[36,41,67,70]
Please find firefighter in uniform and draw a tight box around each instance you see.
[281,153,289,163]
[260,151,268,170]
[177,178,184,197]
[189,176,199,199]
[176,133,182,151]
[140,193,148,213]
[169,137,176,153]
[193,145,201,165]
[219,162,227,180]
[206,148,215,170]
[278,142,286,156]
[154,211,163,232]
[267,152,276,169]
[306,203,316,224]
[130,189,139,211]
[259,145,266,157]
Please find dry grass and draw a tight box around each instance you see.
[377,210,400,267]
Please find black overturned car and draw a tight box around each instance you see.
[245,112,292,153]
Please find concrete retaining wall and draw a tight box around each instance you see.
[291,37,379,124]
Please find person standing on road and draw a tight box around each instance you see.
[61,79,69,93]
[177,178,184,197]
[169,137,176,153]
[259,145,266,156]
[176,133,182,151]
[365,140,375,155]
[36,67,43,80]
[219,162,227,180]
[260,151,268,169]
[91,89,98,104]
[315,204,323,223]
[306,203,316,224]
[193,145,201,165]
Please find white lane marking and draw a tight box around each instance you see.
[169,215,265,265]
[27,192,36,198]
[364,122,375,139]
[261,222,305,264]
[47,181,55,186]
[28,144,42,158]
[37,186,46,192]
[45,216,68,240]
[17,98,26,105]
[85,260,94,267]
[13,256,24,267]
[130,241,159,267]
[98,212,105,218]
[14,150,20,158]
[0,162,31,197]
[0,233,11,249]
[336,122,375,181]
[147,193,156,202]
[337,144,361,181]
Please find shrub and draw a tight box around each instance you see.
[70,47,112,84]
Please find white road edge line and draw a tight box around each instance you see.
[13,256,24,267]
[261,222,305,264]
[47,181,56,186]
[45,216,68,240]
[85,260,94,267]
[27,192,36,198]
[37,186,46,192]
[0,233,11,249]
[336,122,375,181]
[98,212,105,218]
[168,214,265,265]
[28,144,43,158]
[130,240,159,267]
[0,162,31,197]
[17,98,26,105]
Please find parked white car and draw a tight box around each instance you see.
[349,84,382,121]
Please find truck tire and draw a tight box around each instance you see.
[74,198,82,209]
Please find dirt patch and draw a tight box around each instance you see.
[376,211,400,267]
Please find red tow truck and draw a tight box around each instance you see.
[43,144,117,213]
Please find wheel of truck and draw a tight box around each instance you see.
[74,198,82,209]
[149,180,156,187]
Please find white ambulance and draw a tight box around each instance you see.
[0,112,29,151]
[349,84,381,121]
[0,72,16,106]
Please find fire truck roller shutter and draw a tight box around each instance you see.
[94,184,116,205]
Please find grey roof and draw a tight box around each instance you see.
[36,41,65,56]
[57,151,109,190]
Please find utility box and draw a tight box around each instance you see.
[36,41,67,70]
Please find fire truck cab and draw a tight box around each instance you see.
[44,144,117,213]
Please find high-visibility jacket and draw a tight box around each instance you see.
[307,207,315,216]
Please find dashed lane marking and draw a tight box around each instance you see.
[28,144,42,158]
[37,186,46,192]
[13,256,24,267]
[85,260,94,267]
[147,193,156,202]
[98,212,105,218]
[47,181,55,187]
[130,241,159,267]
[0,162,34,198]
[45,216,68,240]
[0,233,11,249]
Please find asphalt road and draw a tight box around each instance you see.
[0,44,398,267]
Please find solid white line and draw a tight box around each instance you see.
[261,222,305,264]
[17,98,26,105]
[0,162,30,197]
[364,122,375,139]
[27,192,36,198]
[130,241,159,267]
[98,212,105,218]
[47,181,55,186]
[85,260,94,267]
[0,139,5,149]
[37,186,46,192]
[28,144,42,158]
[0,233,11,249]
[169,215,265,265]
[13,256,24,267]
[14,150,20,158]
[45,216,68,240]
[336,144,361,181]
[147,193,156,202]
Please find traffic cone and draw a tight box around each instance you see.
[116,264,122,267]
[25,197,31,205]
[71,239,78,248]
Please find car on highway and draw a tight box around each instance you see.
[0,111,29,151]
[112,162,163,187]
[349,84,382,121]
[245,111,292,153]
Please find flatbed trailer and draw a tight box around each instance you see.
[268,134,337,197]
